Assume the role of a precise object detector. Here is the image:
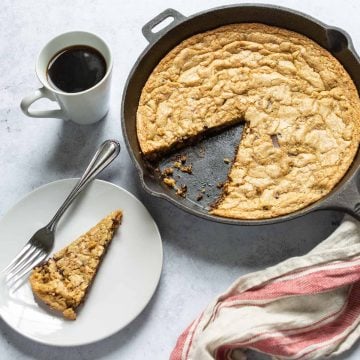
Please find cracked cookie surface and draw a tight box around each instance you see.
[137,23,360,219]
[29,210,122,319]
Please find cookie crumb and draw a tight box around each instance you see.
[161,167,174,177]
[176,184,187,197]
[196,193,203,201]
[223,158,231,164]
[179,154,187,164]
[217,182,224,189]
[180,165,193,174]
[163,177,176,188]
[174,154,187,166]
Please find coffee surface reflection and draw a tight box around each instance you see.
[47,45,106,93]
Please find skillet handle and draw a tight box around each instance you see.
[142,8,186,44]
[316,171,360,221]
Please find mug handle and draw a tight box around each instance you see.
[20,87,66,119]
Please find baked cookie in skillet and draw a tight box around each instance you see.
[136,23,360,219]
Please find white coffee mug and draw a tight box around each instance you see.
[20,31,112,125]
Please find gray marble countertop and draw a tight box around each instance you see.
[1,0,359,359]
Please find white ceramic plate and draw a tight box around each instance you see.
[0,179,163,346]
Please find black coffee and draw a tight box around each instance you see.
[47,45,106,93]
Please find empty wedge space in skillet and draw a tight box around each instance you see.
[157,122,245,210]
[136,23,360,220]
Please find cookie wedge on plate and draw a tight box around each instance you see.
[29,210,122,320]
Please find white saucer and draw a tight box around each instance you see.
[0,179,163,346]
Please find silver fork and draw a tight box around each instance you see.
[1,139,120,289]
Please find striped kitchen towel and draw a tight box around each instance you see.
[170,216,360,360]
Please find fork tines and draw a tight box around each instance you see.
[1,242,47,290]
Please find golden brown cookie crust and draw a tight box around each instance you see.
[136,23,360,219]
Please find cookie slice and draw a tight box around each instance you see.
[29,210,122,320]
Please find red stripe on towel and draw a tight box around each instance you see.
[209,260,360,323]
[215,288,352,360]
[172,259,360,360]
[217,282,360,359]
[170,313,204,360]
[222,263,360,304]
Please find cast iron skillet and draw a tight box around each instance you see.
[121,4,360,225]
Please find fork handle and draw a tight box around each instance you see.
[46,140,121,232]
